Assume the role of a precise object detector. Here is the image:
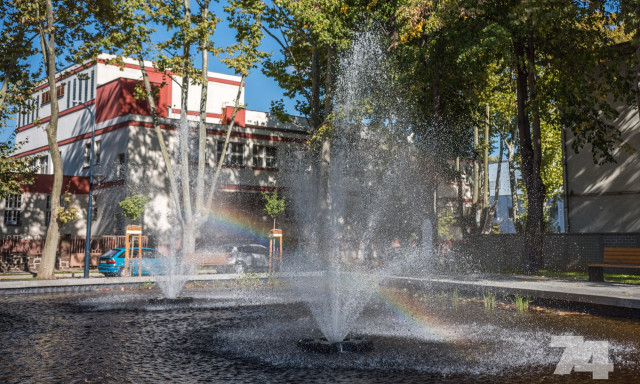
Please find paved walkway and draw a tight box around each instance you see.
[390,274,640,310]
[1,272,639,311]
[0,273,240,294]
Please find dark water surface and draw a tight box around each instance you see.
[1,287,639,383]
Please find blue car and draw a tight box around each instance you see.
[98,248,167,277]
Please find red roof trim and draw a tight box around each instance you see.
[15,118,305,158]
[171,109,223,118]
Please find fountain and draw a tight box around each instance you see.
[285,30,436,352]
[5,29,640,384]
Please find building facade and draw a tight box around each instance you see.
[6,55,308,245]
[564,99,640,233]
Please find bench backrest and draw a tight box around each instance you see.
[183,252,229,265]
[603,248,640,265]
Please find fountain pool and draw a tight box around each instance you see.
[1,286,639,383]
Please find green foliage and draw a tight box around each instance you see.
[437,208,457,240]
[57,191,79,225]
[119,192,150,222]
[263,191,286,228]
[483,292,496,311]
[224,0,269,76]
[451,289,460,307]
[237,273,263,288]
[514,293,530,313]
[0,139,34,199]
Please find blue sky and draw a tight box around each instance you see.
[0,2,298,145]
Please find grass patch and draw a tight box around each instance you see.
[451,289,461,307]
[483,292,496,311]
[538,269,640,284]
[513,293,530,313]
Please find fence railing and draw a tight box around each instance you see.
[0,235,149,257]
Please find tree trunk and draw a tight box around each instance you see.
[310,46,320,131]
[635,46,640,120]
[506,135,519,230]
[482,133,503,234]
[38,0,62,279]
[206,75,246,208]
[525,34,546,271]
[315,45,332,253]
[480,105,496,235]
[432,59,441,120]
[514,35,544,274]
[138,55,182,217]
[180,0,194,255]
[456,157,466,235]
[471,122,480,233]
[472,125,479,206]
[429,57,441,246]
[195,0,211,217]
[0,76,9,113]
[483,105,490,207]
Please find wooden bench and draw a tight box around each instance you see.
[588,248,640,282]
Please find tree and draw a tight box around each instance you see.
[33,0,65,279]
[97,0,266,256]
[119,192,151,222]
[0,138,35,198]
[0,2,38,199]
[13,0,114,279]
[387,0,633,272]
[263,191,286,229]
[392,0,495,240]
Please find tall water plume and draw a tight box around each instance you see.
[286,30,436,343]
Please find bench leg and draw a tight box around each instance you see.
[588,266,604,282]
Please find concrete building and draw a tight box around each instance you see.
[564,100,640,233]
[5,54,308,244]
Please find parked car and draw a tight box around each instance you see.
[224,244,269,273]
[98,248,167,277]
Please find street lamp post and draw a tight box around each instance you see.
[75,100,97,278]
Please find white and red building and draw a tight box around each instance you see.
[3,54,308,243]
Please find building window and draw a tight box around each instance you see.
[83,143,90,167]
[32,99,37,123]
[41,84,65,105]
[4,194,22,226]
[217,141,244,166]
[95,141,101,165]
[38,155,48,175]
[116,153,126,179]
[83,141,101,168]
[90,70,94,100]
[67,81,71,108]
[78,76,83,102]
[45,195,51,226]
[252,145,277,168]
